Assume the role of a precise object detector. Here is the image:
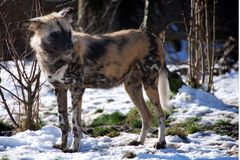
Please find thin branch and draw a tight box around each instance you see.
[0,86,25,104]
[108,0,122,31]
[0,63,27,90]
[0,88,18,127]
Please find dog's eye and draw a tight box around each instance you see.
[50,32,58,38]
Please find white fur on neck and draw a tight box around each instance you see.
[48,64,68,83]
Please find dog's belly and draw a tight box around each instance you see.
[81,61,135,88]
[82,72,126,89]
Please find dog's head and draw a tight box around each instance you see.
[22,7,74,55]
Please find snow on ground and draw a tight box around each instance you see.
[0,125,238,160]
[170,85,238,125]
[0,62,239,159]
[213,70,239,107]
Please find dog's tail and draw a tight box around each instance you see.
[158,64,170,113]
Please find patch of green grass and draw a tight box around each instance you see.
[92,127,111,137]
[91,127,120,137]
[167,126,188,139]
[53,158,64,160]
[95,109,104,113]
[106,130,120,138]
[88,101,177,137]
[205,120,238,139]
[0,120,14,136]
[107,99,114,103]
[0,120,13,131]
[90,112,126,127]
[0,156,10,160]
[125,108,142,128]
[90,100,173,129]
[167,117,201,139]
[129,128,141,134]
[214,120,231,126]
[146,101,160,127]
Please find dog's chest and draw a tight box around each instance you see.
[36,53,80,85]
[47,65,69,84]
[63,62,83,84]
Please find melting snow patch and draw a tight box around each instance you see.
[170,85,238,124]
[214,70,239,106]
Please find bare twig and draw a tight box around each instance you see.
[0,88,18,127]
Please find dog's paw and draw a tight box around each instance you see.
[63,148,78,153]
[53,144,66,150]
[128,140,143,146]
[154,140,166,149]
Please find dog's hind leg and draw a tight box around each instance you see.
[142,82,166,149]
[124,67,153,145]
[142,66,170,149]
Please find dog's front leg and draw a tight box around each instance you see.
[53,86,69,151]
[65,86,85,153]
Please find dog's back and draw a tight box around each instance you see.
[71,29,165,88]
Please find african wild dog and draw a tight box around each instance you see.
[23,7,170,152]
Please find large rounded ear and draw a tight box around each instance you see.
[58,7,74,23]
[19,18,44,32]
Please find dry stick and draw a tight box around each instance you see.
[194,1,199,83]
[31,72,41,99]
[198,1,206,84]
[204,0,211,91]
[0,88,19,127]
[0,86,25,104]
[189,0,194,83]
[56,0,75,8]
[32,72,41,128]
[210,0,216,90]
[78,2,102,34]
[35,90,40,129]
[102,0,114,18]
[18,58,29,82]
[29,58,38,80]
[0,63,27,90]
[108,0,122,31]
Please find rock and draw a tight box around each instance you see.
[122,151,136,159]
[227,145,239,155]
